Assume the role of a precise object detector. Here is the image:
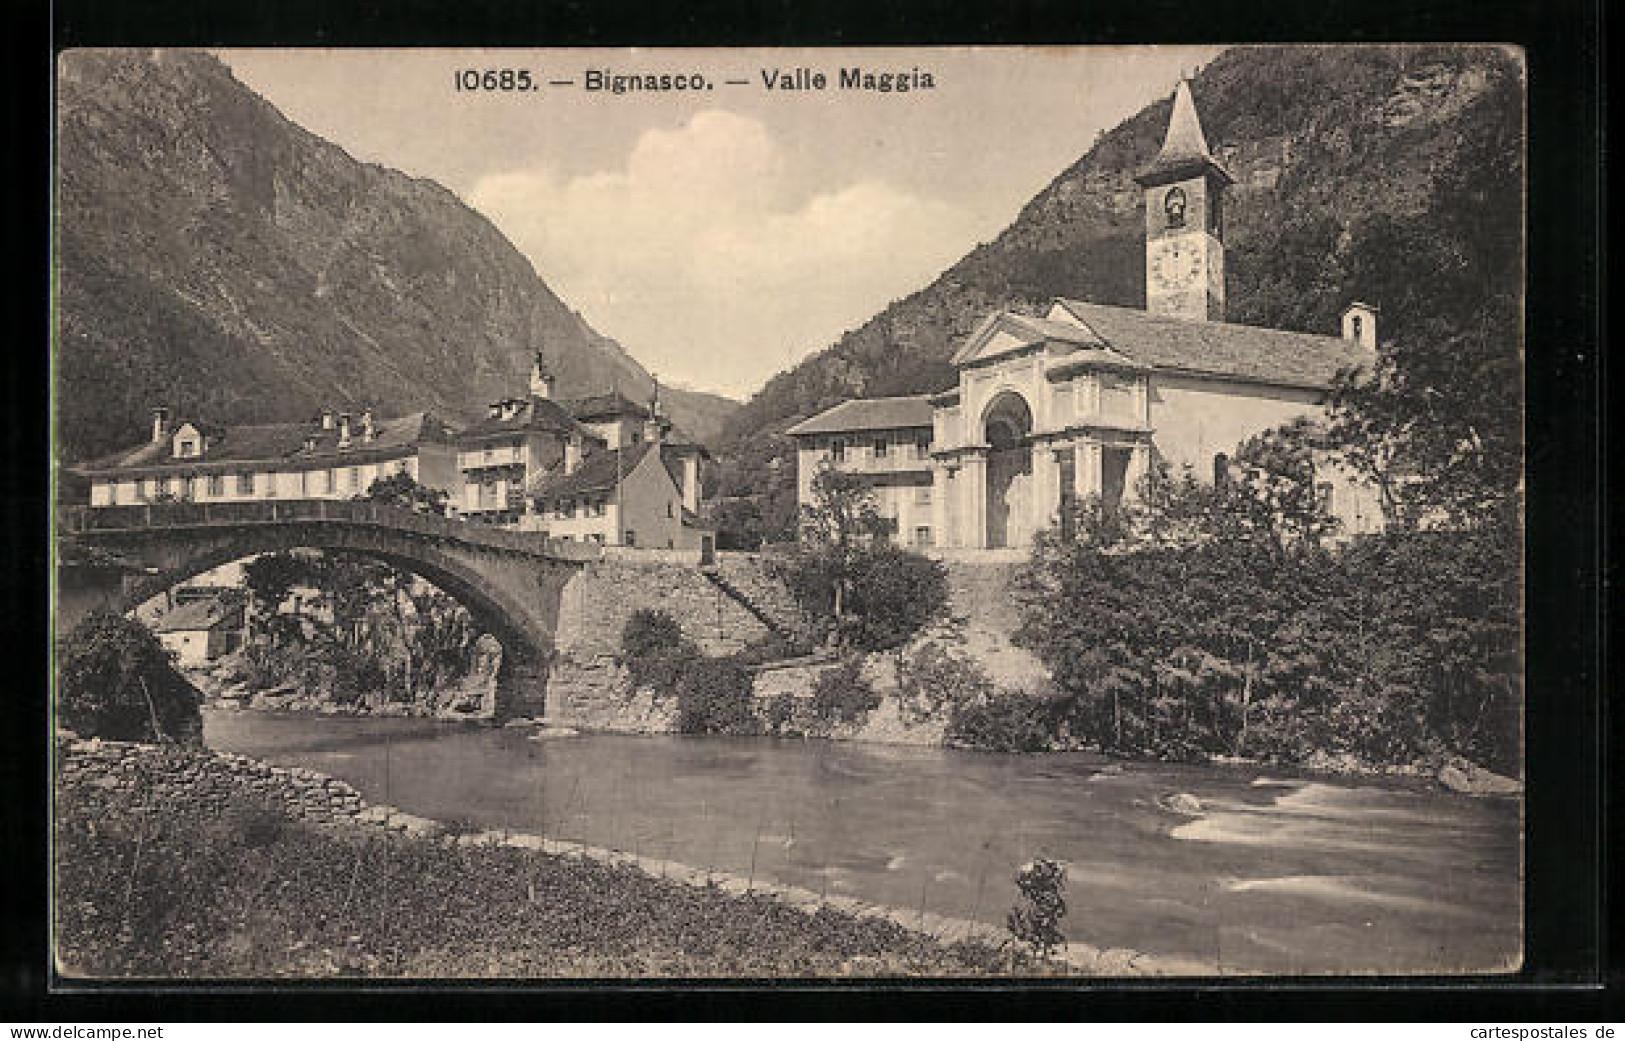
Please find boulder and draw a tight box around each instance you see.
[1439,759,1522,796]
[1160,792,1204,815]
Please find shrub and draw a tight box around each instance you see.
[807,658,882,734]
[620,610,695,695]
[841,544,950,651]
[1007,857,1068,958]
[621,609,685,662]
[896,641,995,724]
[57,611,202,743]
[674,655,758,736]
[946,689,1056,754]
[757,691,803,738]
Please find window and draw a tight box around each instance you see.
[914,486,932,506]
[831,439,846,462]
[914,526,932,548]
[347,467,361,492]
[874,437,889,458]
[915,434,931,458]
[484,447,495,463]
[206,474,225,497]
[317,470,333,494]
[237,472,254,495]
[1317,482,1335,513]
[1352,315,1363,339]
[178,440,196,458]
[666,502,674,518]
[624,530,637,547]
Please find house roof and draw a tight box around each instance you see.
[531,440,700,506]
[1051,299,1371,389]
[78,412,454,475]
[532,442,655,504]
[152,595,241,634]
[561,391,652,422]
[456,395,600,443]
[785,395,936,437]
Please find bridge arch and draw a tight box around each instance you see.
[62,504,584,718]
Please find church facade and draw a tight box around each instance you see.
[788,79,1385,551]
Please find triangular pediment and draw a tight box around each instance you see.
[951,310,1103,367]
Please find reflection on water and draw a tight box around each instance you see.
[204,708,1521,975]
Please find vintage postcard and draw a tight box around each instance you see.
[52,45,1525,979]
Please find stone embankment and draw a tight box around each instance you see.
[52,733,1193,975]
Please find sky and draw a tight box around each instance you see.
[218,47,1223,400]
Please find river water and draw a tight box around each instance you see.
[204,708,1521,975]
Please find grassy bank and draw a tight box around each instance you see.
[54,780,1033,978]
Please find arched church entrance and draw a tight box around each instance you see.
[983,391,1033,549]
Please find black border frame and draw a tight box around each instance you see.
[8,0,1608,1022]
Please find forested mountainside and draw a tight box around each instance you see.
[56,49,735,463]
[712,45,1523,540]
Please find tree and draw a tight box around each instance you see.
[778,463,948,651]
[362,471,450,515]
[57,611,202,743]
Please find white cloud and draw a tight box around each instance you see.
[467,110,986,397]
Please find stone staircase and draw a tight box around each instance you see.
[923,561,1051,689]
[705,553,815,647]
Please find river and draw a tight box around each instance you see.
[204,708,1521,975]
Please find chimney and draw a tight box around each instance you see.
[151,407,170,444]
[529,350,555,399]
[321,409,335,431]
[303,433,318,452]
[487,402,502,420]
[564,438,581,475]
[360,408,376,442]
[338,413,352,448]
[1341,302,1380,351]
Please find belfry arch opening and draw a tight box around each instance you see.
[981,391,1034,549]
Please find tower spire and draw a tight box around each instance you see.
[1135,79,1233,188]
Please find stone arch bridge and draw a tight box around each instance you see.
[57,500,602,718]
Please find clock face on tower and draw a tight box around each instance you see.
[1150,240,1202,294]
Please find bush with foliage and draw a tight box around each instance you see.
[674,655,759,736]
[807,658,882,735]
[1007,857,1068,959]
[896,641,996,725]
[946,688,1057,754]
[57,611,202,743]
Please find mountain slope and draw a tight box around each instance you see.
[54,48,734,463]
[718,44,1522,462]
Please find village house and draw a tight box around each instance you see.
[788,79,1385,551]
[454,354,712,550]
[148,588,246,667]
[80,406,461,507]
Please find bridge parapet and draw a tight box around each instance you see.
[60,500,602,562]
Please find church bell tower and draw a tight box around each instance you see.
[1135,79,1233,322]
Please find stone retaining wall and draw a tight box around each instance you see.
[56,735,368,825]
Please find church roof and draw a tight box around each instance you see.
[1052,300,1371,389]
[785,395,936,437]
[1135,79,1234,187]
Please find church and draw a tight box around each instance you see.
[788,79,1385,551]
